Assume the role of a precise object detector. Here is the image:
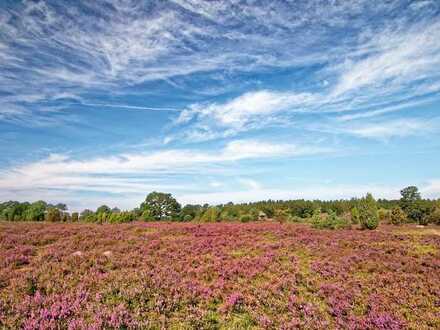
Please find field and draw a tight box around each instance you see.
[0,222,439,329]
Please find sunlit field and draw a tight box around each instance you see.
[1,222,438,329]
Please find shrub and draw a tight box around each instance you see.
[426,208,440,225]
[359,193,379,230]
[287,215,304,223]
[45,207,61,222]
[274,208,289,222]
[239,214,252,223]
[183,214,193,222]
[141,210,153,221]
[419,214,429,226]
[378,208,391,223]
[390,207,406,225]
[311,210,351,230]
[108,211,135,223]
[351,207,360,224]
[71,212,79,222]
[62,213,71,222]
[200,207,220,222]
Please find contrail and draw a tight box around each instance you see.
[78,102,182,112]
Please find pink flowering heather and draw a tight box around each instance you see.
[0,222,439,329]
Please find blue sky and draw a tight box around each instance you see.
[1,0,440,211]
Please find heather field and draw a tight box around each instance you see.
[0,222,439,330]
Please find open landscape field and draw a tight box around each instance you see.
[1,222,439,329]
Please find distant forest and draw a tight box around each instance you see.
[1,186,439,228]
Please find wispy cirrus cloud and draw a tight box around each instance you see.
[167,7,440,142]
[3,0,439,126]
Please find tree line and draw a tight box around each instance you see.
[1,186,439,228]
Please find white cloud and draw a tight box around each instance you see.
[184,90,315,127]
[421,179,440,199]
[332,21,440,96]
[238,178,262,190]
[0,139,328,203]
[178,184,403,206]
[340,118,434,139]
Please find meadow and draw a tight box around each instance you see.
[0,221,439,329]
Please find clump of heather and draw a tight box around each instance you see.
[0,221,438,329]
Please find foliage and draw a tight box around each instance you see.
[183,214,193,221]
[358,193,379,230]
[141,209,153,221]
[350,207,360,224]
[45,208,62,222]
[239,214,252,223]
[140,192,181,220]
[390,207,406,225]
[399,186,421,213]
[1,187,439,225]
[398,186,431,224]
[200,207,220,223]
[107,211,135,223]
[181,204,203,220]
[311,209,351,230]
[79,209,96,223]
[378,208,391,223]
[426,208,440,225]
[96,205,111,214]
[71,212,79,222]
[24,201,47,222]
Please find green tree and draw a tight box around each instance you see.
[399,186,422,222]
[80,209,96,222]
[24,201,47,221]
[96,205,111,214]
[181,204,202,220]
[359,193,379,230]
[140,192,181,220]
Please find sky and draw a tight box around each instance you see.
[0,0,440,211]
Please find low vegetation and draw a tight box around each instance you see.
[0,222,438,329]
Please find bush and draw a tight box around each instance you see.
[390,207,406,225]
[200,207,220,222]
[287,215,304,223]
[359,193,379,230]
[45,207,61,222]
[351,207,360,224]
[378,208,391,223]
[183,214,193,222]
[141,210,153,221]
[71,212,79,222]
[274,208,289,222]
[239,214,252,223]
[108,211,135,223]
[426,208,440,225]
[311,210,351,230]
[62,213,71,222]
